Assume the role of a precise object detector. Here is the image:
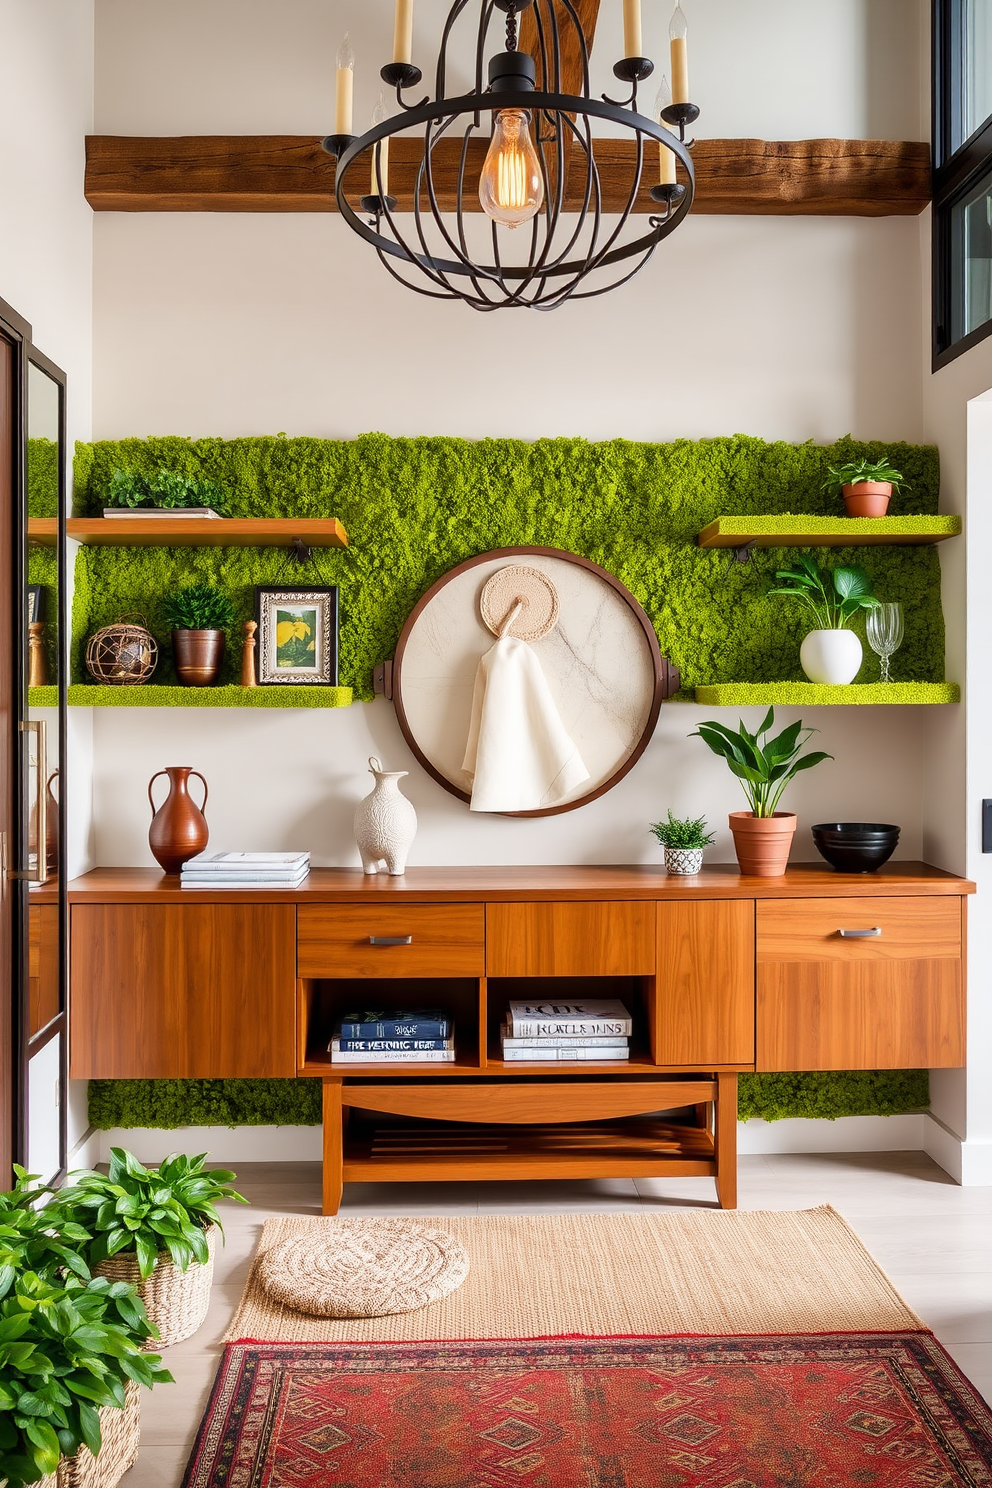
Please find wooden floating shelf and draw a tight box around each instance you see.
[29,517,348,548]
[695,683,960,706]
[67,684,353,709]
[698,515,962,549]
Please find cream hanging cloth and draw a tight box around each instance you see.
[462,599,590,812]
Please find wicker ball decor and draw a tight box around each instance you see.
[85,615,158,685]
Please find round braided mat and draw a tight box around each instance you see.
[257,1220,470,1318]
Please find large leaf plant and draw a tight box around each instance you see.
[0,1269,172,1487]
[60,1149,247,1282]
[766,557,879,631]
[691,707,832,817]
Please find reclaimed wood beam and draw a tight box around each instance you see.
[85,135,931,216]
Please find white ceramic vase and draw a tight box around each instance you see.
[664,847,704,875]
[799,628,863,685]
[354,756,418,875]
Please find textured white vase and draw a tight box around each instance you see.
[354,756,418,875]
[799,628,863,685]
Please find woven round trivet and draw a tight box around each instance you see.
[480,565,559,641]
[257,1220,470,1318]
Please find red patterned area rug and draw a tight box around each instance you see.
[182,1334,992,1487]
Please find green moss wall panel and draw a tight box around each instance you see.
[73,434,946,697]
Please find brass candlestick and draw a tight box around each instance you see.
[241,620,258,687]
[28,622,48,687]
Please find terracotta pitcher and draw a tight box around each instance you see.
[148,766,209,874]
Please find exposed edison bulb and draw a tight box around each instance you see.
[669,4,688,40]
[478,109,544,229]
[654,75,672,119]
[336,31,354,70]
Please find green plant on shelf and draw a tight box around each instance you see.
[649,811,715,850]
[766,556,879,631]
[58,1149,247,1281]
[104,467,230,514]
[690,707,832,817]
[161,583,235,634]
[821,458,909,495]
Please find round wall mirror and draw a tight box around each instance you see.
[391,546,671,817]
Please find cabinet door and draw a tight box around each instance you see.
[654,901,754,1065]
[756,897,964,1071]
[70,904,296,1078]
[486,902,655,977]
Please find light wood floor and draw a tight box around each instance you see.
[131,1153,992,1487]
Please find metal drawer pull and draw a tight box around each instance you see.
[837,927,882,938]
[368,935,413,946]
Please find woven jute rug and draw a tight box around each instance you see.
[225,1206,921,1343]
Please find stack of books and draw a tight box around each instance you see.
[328,1009,455,1064]
[501,999,632,1061]
[180,851,310,888]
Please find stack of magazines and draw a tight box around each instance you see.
[501,999,632,1061]
[180,851,310,888]
[329,1009,455,1063]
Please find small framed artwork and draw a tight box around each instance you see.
[27,585,46,624]
[255,587,339,686]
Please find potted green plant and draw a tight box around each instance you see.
[161,584,235,686]
[0,1268,171,1488]
[649,811,715,875]
[58,1149,246,1348]
[690,708,832,876]
[103,468,229,519]
[821,457,909,518]
[767,556,879,685]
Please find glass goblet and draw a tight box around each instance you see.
[866,602,904,683]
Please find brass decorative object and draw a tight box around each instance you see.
[85,614,158,685]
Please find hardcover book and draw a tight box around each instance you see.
[501,1046,631,1062]
[500,1026,629,1049]
[328,1048,456,1063]
[506,999,632,1037]
[330,1037,454,1052]
[338,1011,452,1040]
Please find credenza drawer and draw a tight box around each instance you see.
[756,898,961,963]
[298,904,485,978]
[486,902,656,977]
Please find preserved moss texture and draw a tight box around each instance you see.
[28,438,59,517]
[88,1070,929,1130]
[703,514,960,540]
[695,683,959,706]
[67,684,353,708]
[72,434,945,696]
[738,1070,928,1122]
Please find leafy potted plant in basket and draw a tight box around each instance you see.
[58,1149,246,1349]
[103,468,229,519]
[767,556,879,685]
[161,583,235,687]
[691,708,832,876]
[0,1168,173,1488]
[821,457,909,518]
[649,811,715,875]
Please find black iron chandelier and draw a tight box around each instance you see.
[322,0,700,310]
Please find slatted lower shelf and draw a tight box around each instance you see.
[342,1118,716,1182]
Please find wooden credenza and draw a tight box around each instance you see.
[67,864,973,1212]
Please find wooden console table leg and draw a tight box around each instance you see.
[714,1071,738,1210]
[322,1079,344,1216]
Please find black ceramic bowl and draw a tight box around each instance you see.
[811,822,900,873]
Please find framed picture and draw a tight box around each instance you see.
[27,585,46,624]
[254,586,339,686]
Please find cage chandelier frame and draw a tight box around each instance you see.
[322,0,700,311]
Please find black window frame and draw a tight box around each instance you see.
[932,0,992,369]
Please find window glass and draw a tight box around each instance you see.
[950,164,992,342]
[954,0,992,151]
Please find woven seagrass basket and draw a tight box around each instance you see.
[94,1225,217,1347]
[4,1381,141,1488]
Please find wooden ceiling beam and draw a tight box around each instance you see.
[84,135,931,217]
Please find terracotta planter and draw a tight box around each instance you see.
[172,628,225,686]
[729,811,797,877]
[148,765,209,874]
[842,481,891,517]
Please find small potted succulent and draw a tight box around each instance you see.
[161,583,235,686]
[649,811,715,875]
[821,458,909,518]
[767,556,879,685]
[691,708,832,876]
[58,1149,246,1348]
[103,468,229,518]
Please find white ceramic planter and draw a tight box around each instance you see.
[799,628,863,685]
[664,847,704,875]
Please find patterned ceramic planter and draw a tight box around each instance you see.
[664,847,704,875]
